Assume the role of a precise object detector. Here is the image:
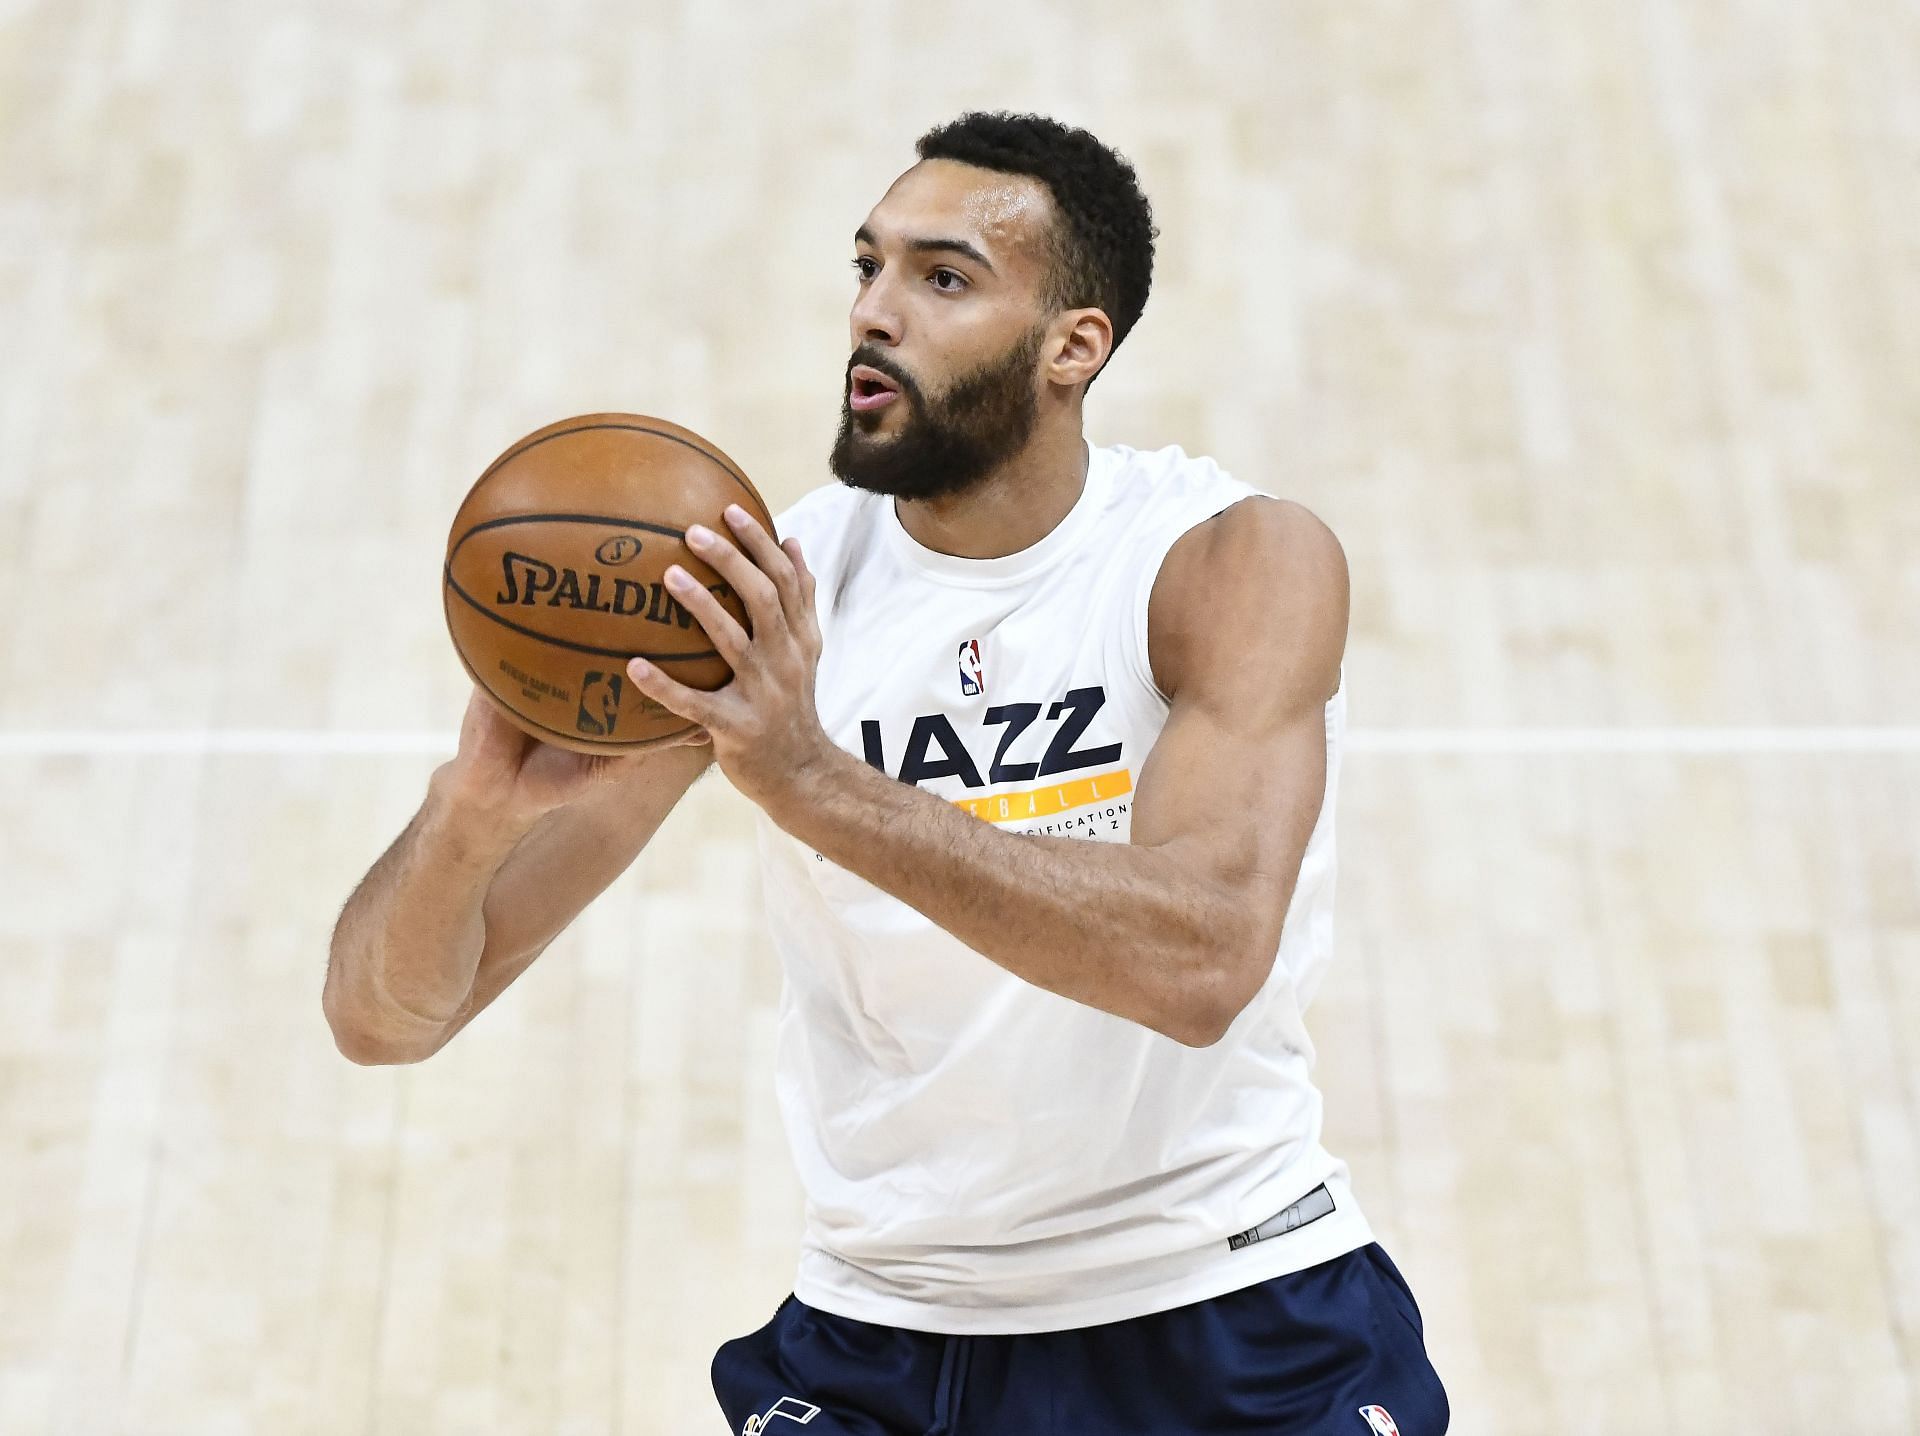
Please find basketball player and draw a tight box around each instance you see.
[326,112,1448,1435]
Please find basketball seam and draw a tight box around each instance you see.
[451,512,689,543]
[443,596,700,749]
[447,418,757,748]
[442,564,726,661]
[470,420,764,511]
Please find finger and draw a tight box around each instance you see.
[783,536,810,584]
[662,563,750,666]
[783,538,823,651]
[722,504,804,620]
[460,685,530,762]
[684,522,782,636]
[655,725,711,750]
[783,537,814,601]
[625,657,724,729]
[457,685,489,748]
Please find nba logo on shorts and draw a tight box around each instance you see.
[1357,1405,1400,1436]
[957,639,984,696]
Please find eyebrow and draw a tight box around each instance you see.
[854,224,996,275]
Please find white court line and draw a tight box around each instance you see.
[1347,727,1920,754]
[1,728,1918,757]
[0,730,457,756]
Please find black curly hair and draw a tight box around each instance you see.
[914,111,1157,386]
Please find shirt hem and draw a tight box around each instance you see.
[790,1205,1376,1336]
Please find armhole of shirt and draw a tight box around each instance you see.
[1125,486,1263,706]
[773,486,868,634]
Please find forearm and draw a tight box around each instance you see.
[323,769,531,1060]
[767,749,1256,1044]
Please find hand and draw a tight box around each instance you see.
[434,684,709,835]
[623,503,835,810]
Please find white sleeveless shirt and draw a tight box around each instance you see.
[757,438,1372,1334]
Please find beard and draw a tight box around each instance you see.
[828,323,1047,502]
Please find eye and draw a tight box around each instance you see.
[851,256,878,281]
[930,268,968,292]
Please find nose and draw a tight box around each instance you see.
[849,268,903,349]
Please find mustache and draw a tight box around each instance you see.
[846,348,918,398]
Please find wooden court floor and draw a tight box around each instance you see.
[2,1,1915,1432]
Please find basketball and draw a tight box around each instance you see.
[442,413,776,753]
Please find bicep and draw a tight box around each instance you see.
[1129,674,1331,950]
[1129,498,1347,950]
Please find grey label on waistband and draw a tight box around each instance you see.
[1227,1184,1335,1251]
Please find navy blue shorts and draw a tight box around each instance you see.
[712,1243,1448,1435]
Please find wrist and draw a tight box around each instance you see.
[758,733,857,834]
[423,765,544,867]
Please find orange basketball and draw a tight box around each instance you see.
[443,413,776,753]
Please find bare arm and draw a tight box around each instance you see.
[628,498,1348,1047]
[323,690,712,1065]
[775,499,1344,1045]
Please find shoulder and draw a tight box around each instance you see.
[1161,494,1346,584]
[769,482,883,583]
[771,481,868,547]
[1103,439,1238,503]
[1148,495,1349,705]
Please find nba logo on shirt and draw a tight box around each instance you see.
[957,639,984,696]
[1356,1406,1401,1436]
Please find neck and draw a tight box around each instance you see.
[893,421,1089,560]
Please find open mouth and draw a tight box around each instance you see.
[849,365,902,413]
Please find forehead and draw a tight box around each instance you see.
[861,159,1056,273]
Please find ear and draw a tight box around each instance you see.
[1045,308,1114,390]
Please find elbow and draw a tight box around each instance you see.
[1163,1018,1230,1049]
[1161,946,1271,1049]
[1163,1001,1237,1049]
[329,1019,436,1066]
[322,978,443,1067]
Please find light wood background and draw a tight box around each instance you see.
[2,1,1915,1432]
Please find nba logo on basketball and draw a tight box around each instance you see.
[576,671,623,735]
[957,639,984,696]
[1357,1405,1400,1435]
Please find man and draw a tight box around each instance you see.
[327,111,1449,1434]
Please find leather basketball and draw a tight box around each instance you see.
[443,413,775,753]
